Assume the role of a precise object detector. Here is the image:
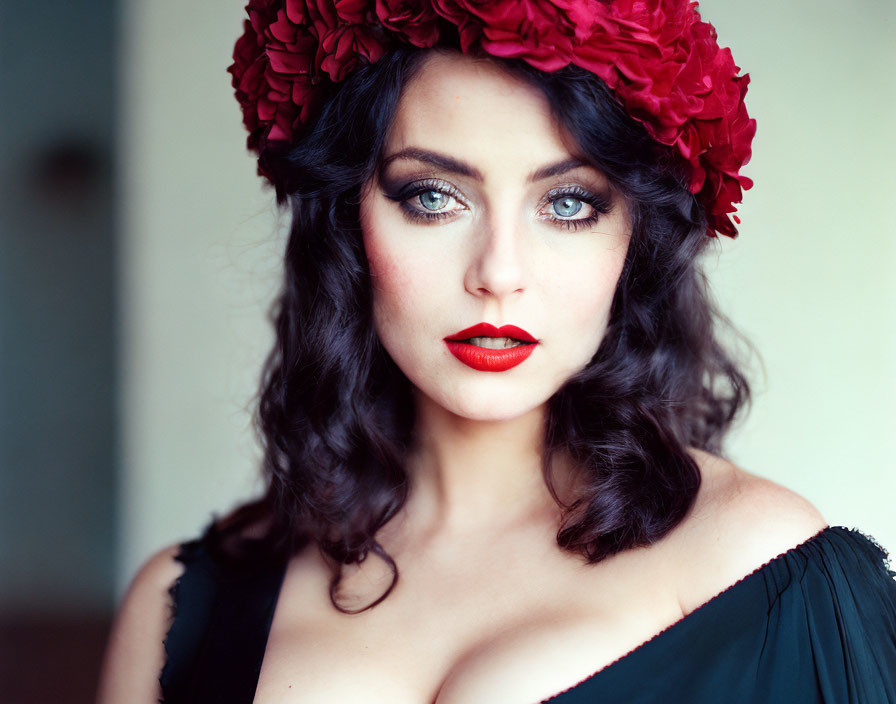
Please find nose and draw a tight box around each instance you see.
[464,209,530,300]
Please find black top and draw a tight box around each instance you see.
[159,525,896,703]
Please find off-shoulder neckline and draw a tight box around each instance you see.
[167,524,886,704]
[539,524,873,703]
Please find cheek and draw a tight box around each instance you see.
[365,235,402,291]
[552,250,626,343]
[363,227,439,333]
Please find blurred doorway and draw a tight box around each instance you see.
[1,2,119,702]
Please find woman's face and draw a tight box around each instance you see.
[360,50,631,422]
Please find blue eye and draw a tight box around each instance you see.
[552,196,583,218]
[419,190,450,212]
[541,186,612,231]
[383,178,463,222]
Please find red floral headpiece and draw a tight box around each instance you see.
[228,0,756,238]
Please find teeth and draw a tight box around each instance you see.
[466,336,524,349]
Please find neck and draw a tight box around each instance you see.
[400,389,574,538]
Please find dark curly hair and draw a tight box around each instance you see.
[206,45,758,614]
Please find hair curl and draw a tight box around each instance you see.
[208,45,758,614]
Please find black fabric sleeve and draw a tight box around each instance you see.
[158,527,287,704]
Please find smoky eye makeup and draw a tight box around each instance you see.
[540,185,613,231]
[381,176,467,222]
[380,174,615,232]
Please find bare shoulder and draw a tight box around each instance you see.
[672,448,829,614]
[96,543,185,704]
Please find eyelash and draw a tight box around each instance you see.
[384,178,612,232]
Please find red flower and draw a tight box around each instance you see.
[227,0,756,237]
[374,0,441,47]
[568,1,756,237]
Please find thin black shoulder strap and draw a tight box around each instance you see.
[159,529,288,703]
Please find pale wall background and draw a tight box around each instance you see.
[116,0,896,592]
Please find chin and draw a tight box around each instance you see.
[441,391,545,423]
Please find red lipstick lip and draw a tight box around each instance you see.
[444,322,538,343]
[444,339,536,372]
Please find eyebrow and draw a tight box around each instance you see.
[379,147,596,183]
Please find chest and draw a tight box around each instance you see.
[252,543,685,704]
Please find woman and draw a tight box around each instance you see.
[98,1,896,702]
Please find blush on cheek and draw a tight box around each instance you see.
[365,230,435,300]
[366,245,409,294]
[363,229,398,285]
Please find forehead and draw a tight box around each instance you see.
[385,51,578,168]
